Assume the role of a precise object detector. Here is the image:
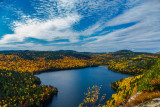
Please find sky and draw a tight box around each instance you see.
[0,0,160,53]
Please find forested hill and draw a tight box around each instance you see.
[0,49,156,59]
[0,50,92,60]
[104,54,160,107]
[0,50,96,107]
[109,50,155,55]
[0,50,159,107]
[0,50,157,75]
[156,51,160,54]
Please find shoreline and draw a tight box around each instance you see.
[35,65,133,106]
[33,65,99,75]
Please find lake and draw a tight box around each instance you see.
[36,66,132,107]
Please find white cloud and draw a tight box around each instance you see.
[0,0,82,44]
[0,13,82,44]
[107,0,160,26]
[0,0,123,44]
[83,0,160,52]
[1,0,160,52]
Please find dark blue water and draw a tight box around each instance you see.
[36,66,132,107]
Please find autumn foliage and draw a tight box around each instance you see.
[105,75,142,107]
[127,91,160,106]
[107,55,157,75]
[0,69,57,107]
[0,51,98,106]
[105,54,160,106]
[0,54,98,73]
[0,50,159,107]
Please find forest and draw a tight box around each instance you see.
[104,54,160,106]
[0,69,58,107]
[0,50,159,106]
[0,50,98,107]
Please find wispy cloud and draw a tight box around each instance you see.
[84,0,160,52]
[0,0,159,52]
[0,0,123,44]
[0,13,81,44]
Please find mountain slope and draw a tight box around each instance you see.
[104,55,160,106]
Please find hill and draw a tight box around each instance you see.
[126,55,160,106]
[0,50,92,60]
[156,51,160,54]
[109,50,155,56]
[0,50,159,107]
[105,55,160,106]
[111,50,134,55]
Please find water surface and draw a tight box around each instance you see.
[36,66,132,107]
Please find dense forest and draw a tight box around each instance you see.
[0,50,98,107]
[0,69,58,107]
[0,51,98,74]
[104,54,160,106]
[94,50,158,75]
[0,50,159,106]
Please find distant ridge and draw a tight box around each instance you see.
[0,50,156,55]
[57,50,77,53]
[155,51,160,54]
[109,50,155,55]
[0,50,31,54]
[115,50,133,53]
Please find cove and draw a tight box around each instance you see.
[36,66,132,107]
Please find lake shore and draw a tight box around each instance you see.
[36,66,132,107]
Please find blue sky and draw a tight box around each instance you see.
[0,0,160,52]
